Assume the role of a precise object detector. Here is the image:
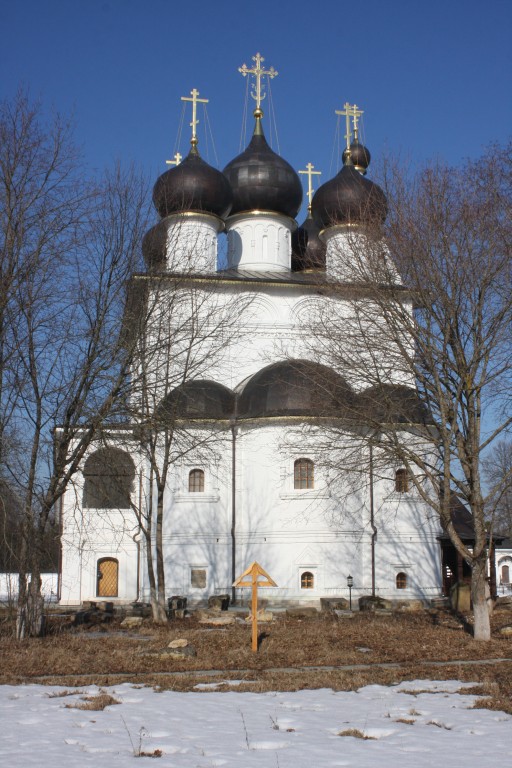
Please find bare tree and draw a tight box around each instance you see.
[309,142,511,640]
[484,440,512,538]
[0,90,151,637]
[125,263,251,624]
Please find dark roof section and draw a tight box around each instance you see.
[156,380,235,422]
[438,493,505,544]
[148,365,430,427]
[223,117,303,219]
[360,383,432,425]
[237,360,355,419]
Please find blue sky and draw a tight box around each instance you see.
[1,0,511,221]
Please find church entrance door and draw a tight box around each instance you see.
[97,558,119,597]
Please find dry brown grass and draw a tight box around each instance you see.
[0,608,511,714]
[65,692,120,710]
[338,729,375,739]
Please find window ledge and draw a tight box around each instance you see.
[280,490,330,500]
[173,493,220,503]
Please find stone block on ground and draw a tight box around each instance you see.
[450,582,471,613]
[320,597,349,612]
[168,596,187,611]
[393,599,424,612]
[358,595,392,612]
[285,607,319,619]
[246,598,268,611]
[97,601,114,613]
[164,644,196,659]
[208,594,230,612]
[197,610,236,625]
[168,638,189,648]
[245,609,273,622]
[130,602,152,618]
[120,616,144,628]
[73,609,113,627]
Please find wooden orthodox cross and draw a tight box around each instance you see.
[233,561,277,652]
[238,52,278,113]
[181,88,208,146]
[299,162,322,210]
[335,102,364,149]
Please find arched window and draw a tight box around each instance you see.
[395,468,409,493]
[83,449,135,509]
[96,557,119,597]
[301,571,314,589]
[188,469,205,493]
[396,572,408,589]
[502,565,510,584]
[294,458,314,489]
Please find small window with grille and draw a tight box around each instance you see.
[188,469,205,493]
[301,571,315,589]
[294,458,314,489]
[396,572,407,589]
[395,468,409,493]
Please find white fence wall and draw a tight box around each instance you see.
[0,573,59,603]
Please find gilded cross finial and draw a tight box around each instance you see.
[335,102,364,149]
[181,88,209,147]
[165,152,182,167]
[238,52,278,117]
[299,162,322,210]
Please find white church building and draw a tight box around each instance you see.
[59,56,444,607]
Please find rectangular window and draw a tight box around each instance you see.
[294,458,314,489]
[395,468,409,493]
[190,568,207,589]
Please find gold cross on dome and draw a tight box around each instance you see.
[181,88,209,146]
[335,102,364,149]
[299,162,322,209]
[238,52,278,114]
[165,152,182,167]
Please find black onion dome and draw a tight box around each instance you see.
[291,212,326,271]
[342,140,371,174]
[223,118,303,218]
[237,360,354,419]
[311,156,387,230]
[152,146,233,220]
[142,219,168,268]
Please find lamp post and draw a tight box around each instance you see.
[347,575,354,611]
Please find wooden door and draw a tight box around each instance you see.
[97,558,119,597]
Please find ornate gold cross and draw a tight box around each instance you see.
[165,152,182,167]
[335,102,364,149]
[299,162,322,209]
[181,88,209,146]
[238,52,278,114]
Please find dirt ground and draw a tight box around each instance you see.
[1,607,511,713]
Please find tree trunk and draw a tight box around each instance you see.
[471,555,491,641]
[16,572,45,640]
[144,529,168,625]
[154,487,168,624]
